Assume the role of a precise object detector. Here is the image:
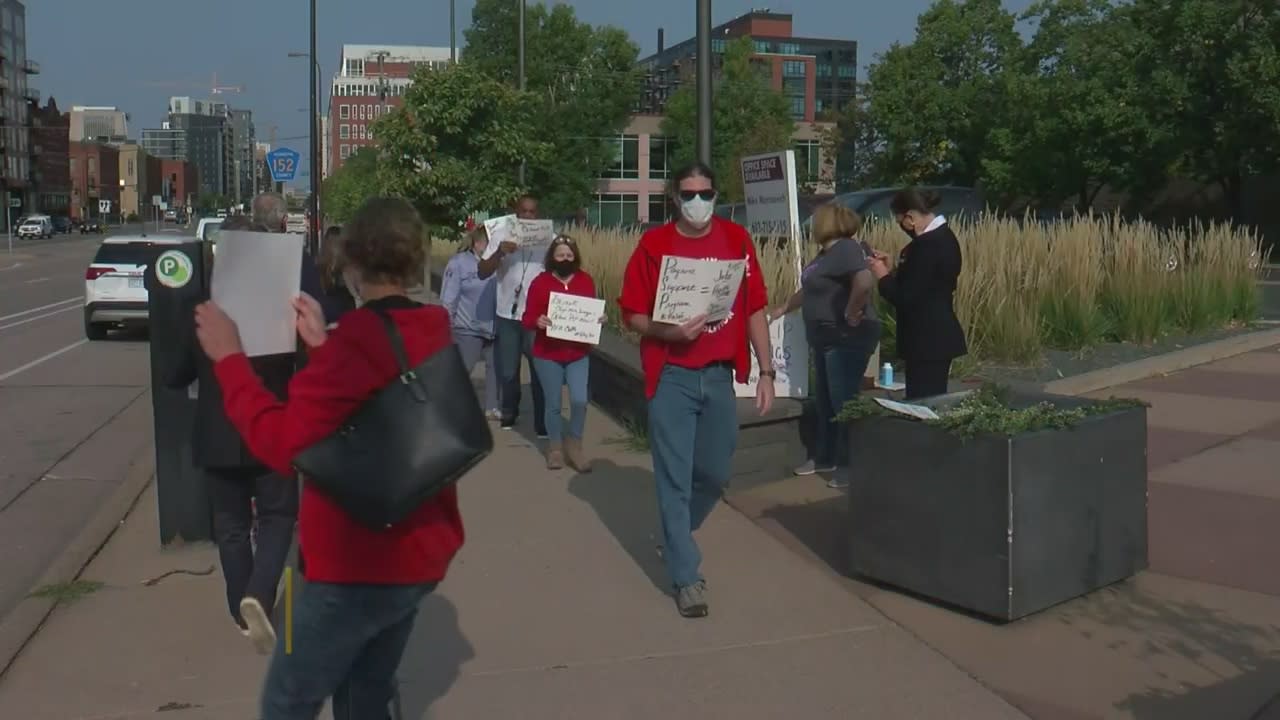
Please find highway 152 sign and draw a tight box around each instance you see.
[267,147,301,183]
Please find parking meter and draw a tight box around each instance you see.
[145,240,214,545]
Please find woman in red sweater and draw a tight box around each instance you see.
[193,197,464,719]
[521,235,602,471]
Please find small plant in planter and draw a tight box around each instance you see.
[839,383,1151,621]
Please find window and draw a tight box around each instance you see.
[339,105,350,120]
[753,40,771,54]
[815,98,826,114]
[589,193,639,226]
[838,65,857,79]
[374,104,382,117]
[783,78,806,96]
[88,157,97,174]
[127,159,134,178]
[789,96,806,119]
[783,60,806,78]
[647,194,670,223]
[711,38,726,53]
[817,63,832,78]
[778,43,800,56]
[339,124,350,139]
[601,134,640,179]
[358,125,367,140]
[648,136,670,179]
[794,139,821,184]
[340,144,351,159]
[346,58,364,77]
[69,157,76,175]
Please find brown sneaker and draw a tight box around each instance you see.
[546,444,564,470]
[564,438,592,473]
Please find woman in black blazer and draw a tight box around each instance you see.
[868,188,967,399]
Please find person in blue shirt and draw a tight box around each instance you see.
[442,227,501,419]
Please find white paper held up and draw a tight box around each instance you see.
[653,256,746,325]
[210,230,303,357]
[546,292,606,345]
[514,218,555,254]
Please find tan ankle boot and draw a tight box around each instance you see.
[565,438,592,473]
[546,443,564,470]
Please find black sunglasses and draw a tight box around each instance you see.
[678,190,717,202]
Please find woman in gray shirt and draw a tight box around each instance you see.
[768,204,880,488]
[441,228,501,419]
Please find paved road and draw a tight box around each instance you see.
[0,226,184,622]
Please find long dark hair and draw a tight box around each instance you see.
[319,225,344,292]
[543,234,582,275]
[890,187,942,216]
[667,162,718,197]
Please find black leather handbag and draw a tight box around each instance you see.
[293,309,493,530]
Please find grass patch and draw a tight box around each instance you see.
[603,419,650,453]
[30,579,104,604]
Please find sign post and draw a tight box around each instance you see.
[267,147,301,185]
[735,150,808,400]
[6,196,17,253]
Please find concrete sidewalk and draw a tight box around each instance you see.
[0,401,1024,719]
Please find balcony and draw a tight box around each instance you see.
[23,86,38,103]
[22,60,38,75]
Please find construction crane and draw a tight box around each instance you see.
[210,72,244,95]
[139,72,245,96]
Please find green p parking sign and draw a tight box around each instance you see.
[155,250,193,289]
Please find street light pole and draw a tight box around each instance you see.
[517,0,526,185]
[450,0,457,63]
[696,0,712,167]
[308,0,319,255]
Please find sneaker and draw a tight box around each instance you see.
[826,477,850,489]
[546,446,564,470]
[794,460,836,476]
[486,410,502,422]
[675,581,709,618]
[239,596,277,656]
[500,420,517,431]
[536,432,549,440]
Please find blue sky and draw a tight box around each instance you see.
[32,0,1033,184]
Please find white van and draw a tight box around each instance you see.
[17,215,53,239]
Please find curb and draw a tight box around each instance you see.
[0,448,155,679]
[1041,328,1280,396]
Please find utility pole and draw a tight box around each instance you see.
[308,0,319,255]
[517,0,526,185]
[696,0,712,167]
[450,0,457,63]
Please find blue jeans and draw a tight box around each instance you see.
[532,356,589,444]
[454,332,500,412]
[495,317,546,434]
[260,581,436,720]
[812,334,878,476]
[648,364,738,589]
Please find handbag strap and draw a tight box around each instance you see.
[369,308,412,375]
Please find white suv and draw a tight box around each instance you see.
[17,215,52,239]
[83,235,185,340]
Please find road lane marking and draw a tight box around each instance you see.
[24,277,49,284]
[0,339,88,382]
[0,262,22,272]
[0,304,80,331]
[0,296,82,322]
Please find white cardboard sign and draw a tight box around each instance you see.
[546,292,605,345]
[735,312,809,399]
[653,256,746,325]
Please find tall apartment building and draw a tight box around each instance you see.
[69,106,129,143]
[325,44,452,176]
[1,0,39,213]
[141,97,231,198]
[30,97,69,214]
[638,11,857,121]
[227,108,256,202]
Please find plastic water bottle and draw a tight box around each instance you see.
[880,362,894,387]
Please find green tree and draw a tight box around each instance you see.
[464,0,641,215]
[864,0,1023,187]
[661,37,794,203]
[1127,0,1280,213]
[823,84,888,190]
[321,147,380,224]
[373,63,550,229]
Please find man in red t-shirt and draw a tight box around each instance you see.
[618,163,775,618]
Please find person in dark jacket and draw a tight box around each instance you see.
[193,197,464,718]
[167,196,337,655]
[317,225,357,318]
[868,188,967,399]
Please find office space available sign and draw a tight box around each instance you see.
[741,151,801,235]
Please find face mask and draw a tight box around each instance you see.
[551,260,576,277]
[680,197,715,229]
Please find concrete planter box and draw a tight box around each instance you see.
[846,390,1148,621]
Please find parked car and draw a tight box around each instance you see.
[164,209,177,222]
[83,235,185,340]
[17,215,53,239]
[51,216,73,234]
[824,186,987,225]
[80,219,104,234]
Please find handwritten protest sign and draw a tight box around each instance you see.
[514,219,555,254]
[653,256,746,325]
[735,312,809,399]
[483,214,515,245]
[546,292,606,345]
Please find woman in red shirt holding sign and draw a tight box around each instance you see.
[522,236,601,472]
[618,163,776,618]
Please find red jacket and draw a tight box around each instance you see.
[521,270,597,364]
[618,218,768,398]
[213,298,465,585]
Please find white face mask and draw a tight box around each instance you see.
[679,197,715,229]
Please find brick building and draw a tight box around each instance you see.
[159,158,198,211]
[69,142,121,221]
[29,97,69,215]
[117,143,164,220]
[325,44,452,176]
[639,11,858,122]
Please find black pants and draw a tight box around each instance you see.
[903,358,952,400]
[207,467,299,626]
